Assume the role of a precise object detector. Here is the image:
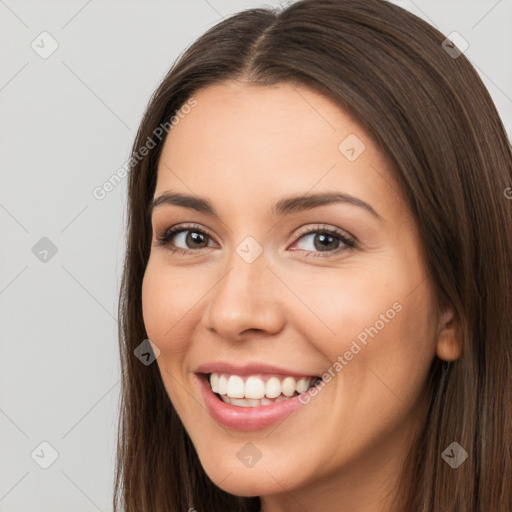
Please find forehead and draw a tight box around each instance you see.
[159,80,367,168]
[155,80,408,222]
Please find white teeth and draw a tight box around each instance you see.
[221,395,232,405]
[265,377,282,399]
[220,395,287,407]
[282,377,296,397]
[217,375,228,395]
[245,376,266,399]
[230,397,261,407]
[208,372,316,403]
[296,377,310,394]
[226,375,245,398]
[210,373,219,393]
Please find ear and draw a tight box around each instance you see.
[435,307,462,361]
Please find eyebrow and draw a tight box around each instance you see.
[149,190,383,221]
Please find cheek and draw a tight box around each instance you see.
[286,265,405,353]
[288,262,437,400]
[141,263,169,347]
[141,260,199,412]
[141,258,203,354]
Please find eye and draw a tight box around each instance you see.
[289,224,356,257]
[154,222,356,257]
[154,223,216,254]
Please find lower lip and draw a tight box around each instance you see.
[196,374,308,431]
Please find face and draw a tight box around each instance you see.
[142,81,458,509]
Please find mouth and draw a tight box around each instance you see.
[206,372,321,407]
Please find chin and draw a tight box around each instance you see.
[196,446,307,498]
[208,467,286,498]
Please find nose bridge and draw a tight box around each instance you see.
[203,239,284,338]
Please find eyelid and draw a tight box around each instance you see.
[287,223,356,255]
[154,222,216,249]
[292,223,354,243]
[155,222,356,255]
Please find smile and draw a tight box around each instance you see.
[194,363,323,430]
[209,372,320,407]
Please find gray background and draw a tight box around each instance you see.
[1,1,511,510]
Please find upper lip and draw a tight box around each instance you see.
[195,361,320,378]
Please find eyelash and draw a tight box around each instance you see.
[154,223,356,257]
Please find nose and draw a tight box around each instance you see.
[201,249,286,340]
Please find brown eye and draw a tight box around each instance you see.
[156,224,216,252]
[290,225,356,257]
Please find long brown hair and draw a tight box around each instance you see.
[113,1,512,510]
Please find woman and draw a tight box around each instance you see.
[114,0,512,510]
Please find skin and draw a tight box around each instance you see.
[141,80,461,512]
